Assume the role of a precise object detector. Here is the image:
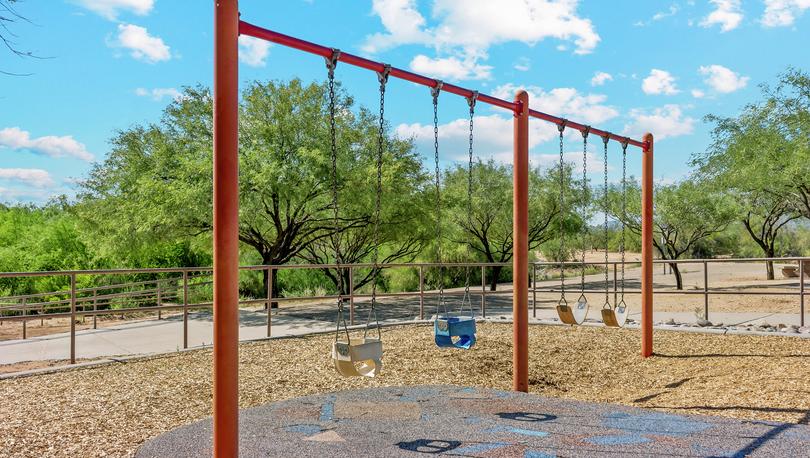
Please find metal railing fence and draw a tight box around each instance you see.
[0,257,806,364]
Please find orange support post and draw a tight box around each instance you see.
[641,133,654,358]
[513,90,529,392]
[213,0,240,456]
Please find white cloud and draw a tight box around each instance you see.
[0,168,55,188]
[590,71,613,86]
[761,0,810,27]
[623,105,695,140]
[642,69,679,95]
[362,0,601,71]
[112,24,171,63]
[636,4,680,26]
[74,0,153,20]
[698,64,749,93]
[513,57,531,72]
[700,0,743,32]
[653,5,680,21]
[135,87,183,102]
[238,35,272,67]
[363,0,431,53]
[409,51,492,81]
[492,84,619,125]
[691,89,706,98]
[0,127,94,162]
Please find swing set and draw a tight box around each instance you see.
[211,2,654,456]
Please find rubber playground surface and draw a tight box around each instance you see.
[136,385,810,457]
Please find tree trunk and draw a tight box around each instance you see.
[765,247,775,280]
[489,265,502,292]
[670,262,684,290]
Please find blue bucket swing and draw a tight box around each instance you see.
[431,84,477,350]
[434,277,477,349]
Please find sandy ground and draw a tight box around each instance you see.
[1,322,808,458]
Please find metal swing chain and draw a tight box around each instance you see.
[462,91,478,317]
[580,127,590,294]
[325,48,350,343]
[557,121,567,304]
[432,80,446,316]
[620,139,629,302]
[365,64,390,340]
[602,135,610,308]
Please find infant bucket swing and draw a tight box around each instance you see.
[431,82,477,350]
[328,50,386,377]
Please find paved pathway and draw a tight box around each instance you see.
[136,385,810,457]
[1,297,807,365]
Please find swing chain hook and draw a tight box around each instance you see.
[431,80,443,102]
[376,63,391,85]
[325,48,341,77]
[581,125,591,139]
[466,90,478,110]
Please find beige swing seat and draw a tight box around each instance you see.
[332,337,383,378]
[556,294,589,325]
[601,301,629,328]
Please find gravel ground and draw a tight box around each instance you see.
[1,322,809,457]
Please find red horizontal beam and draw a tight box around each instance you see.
[239,20,646,150]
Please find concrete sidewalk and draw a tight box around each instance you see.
[2,301,807,366]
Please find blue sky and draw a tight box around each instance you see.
[1,0,808,204]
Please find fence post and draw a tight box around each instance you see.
[703,260,709,321]
[349,266,355,326]
[419,266,425,320]
[266,267,272,338]
[613,263,618,305]
[21,297,26,340]
[481,265,486,318]
[92,288,97,330]
[157,280,162,320]
[532,264,537,318]
[70,273,76,364]
[183,271,189,349]
[800,260,805,327]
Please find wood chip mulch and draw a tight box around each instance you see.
[1,322,809,457]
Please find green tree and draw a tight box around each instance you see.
[444,160,580,291]
[694,68,808,278]
[300,110,431,294]
[78,79,426,301]
[0,201,92,295]
[608,179,736,289]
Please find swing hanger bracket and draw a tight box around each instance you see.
[325,48,341,74]
[601,133,610,146]
[377,63,391,85]
[431,80,443,101]
[581,125,591,139]
[557,119,567,133]
[466,90,478,110]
